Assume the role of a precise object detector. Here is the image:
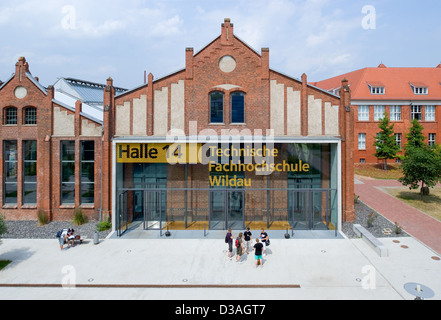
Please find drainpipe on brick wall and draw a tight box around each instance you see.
[99,124,104,221]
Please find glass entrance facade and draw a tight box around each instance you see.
[115,142,339,236]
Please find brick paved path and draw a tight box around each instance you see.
[355,177,441,255]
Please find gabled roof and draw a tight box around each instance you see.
[313,64,441,101]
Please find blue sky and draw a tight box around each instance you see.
[1,0,440,90]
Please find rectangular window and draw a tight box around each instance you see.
[23,140,37,204]
[358,133,366,150]
[210,92,224,123]
[4,141,18,204]
[429,133,436,147]
[390,106,401,121]
[358,105,369,121]
[374,105,385,121]
[231,92,245,123]
[411,105,422,120]
[81,141,95,204]
[413,87,428,95]
[395,133,402,149]
[370,87,385,95]
[61,141,75,204]
[425,106,435,121]
[360,158,366,164]
[5,108,17,125]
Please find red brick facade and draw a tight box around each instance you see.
[314,64,441,164]
[0,19,355,224]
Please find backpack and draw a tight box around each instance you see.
[235,238,240,248]
[225,234,229,243]
[56,230,63,238]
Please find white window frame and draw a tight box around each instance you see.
[358,133,366,150]
[374,105,385,121]
[390,106,401,121]
[411,105,422,120]
[413,87,428,95]
[429,133,436,147]
[370,86,385,95]
[425,105,435,121]
[395,133,402,149]
[358,105,369,121]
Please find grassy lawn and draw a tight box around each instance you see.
[0,260,11,270]
[384,187,441,222]
[355,163,403,180]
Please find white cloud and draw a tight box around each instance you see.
[150,15,184,37]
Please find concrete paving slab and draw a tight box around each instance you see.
[0,234,439,300]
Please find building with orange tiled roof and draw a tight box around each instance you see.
[313,64,441,164]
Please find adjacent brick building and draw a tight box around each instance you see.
[0,19,355,235]
[313,64,441,164]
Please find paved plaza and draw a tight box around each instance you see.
[0,229,440,300]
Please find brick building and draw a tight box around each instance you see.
[0,19,355,235]
[313,64,441,164]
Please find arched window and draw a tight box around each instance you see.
[5,107,18,125]
[231,91,245,123]
[210,91,224,123]
[24,107,37,125]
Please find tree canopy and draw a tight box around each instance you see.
[374,112,400,170]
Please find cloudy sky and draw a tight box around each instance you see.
[1,0,440,89]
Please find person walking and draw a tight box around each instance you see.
[253,238,264,267]
[260,228,269,256]
[244,227,252,254]
[225,228,233,260]
[235,232,245,263]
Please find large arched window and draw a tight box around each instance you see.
[24,107,37,125]
[231,91,245,123]
[4,107,18,125]
[210,91,224,123]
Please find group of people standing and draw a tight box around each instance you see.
[225,227,269,267]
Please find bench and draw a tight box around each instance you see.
[353,224,388,257]
[68,235,85,245]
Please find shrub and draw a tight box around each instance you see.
[0,214,7,238]
[96,221,111,232]
[72,208,88,226]
[367,212,376,228]
[394,222,402,234]
[37,210,49,226]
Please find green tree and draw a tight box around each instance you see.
[405,119,425,151]
[398,144,440,198]
[374,113,400,170]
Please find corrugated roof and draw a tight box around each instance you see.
[64,78,127,105]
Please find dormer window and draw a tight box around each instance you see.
[371,86,385,94]
[367,83,385,95]
[414,87,428,95]
[410,83,428,95]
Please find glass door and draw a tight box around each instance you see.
[209,190,245,230]
[290,190,330,230]
[227,190,244,230]
[117,191,128,236]
[144,190,166,229]
[209,190,226,229]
